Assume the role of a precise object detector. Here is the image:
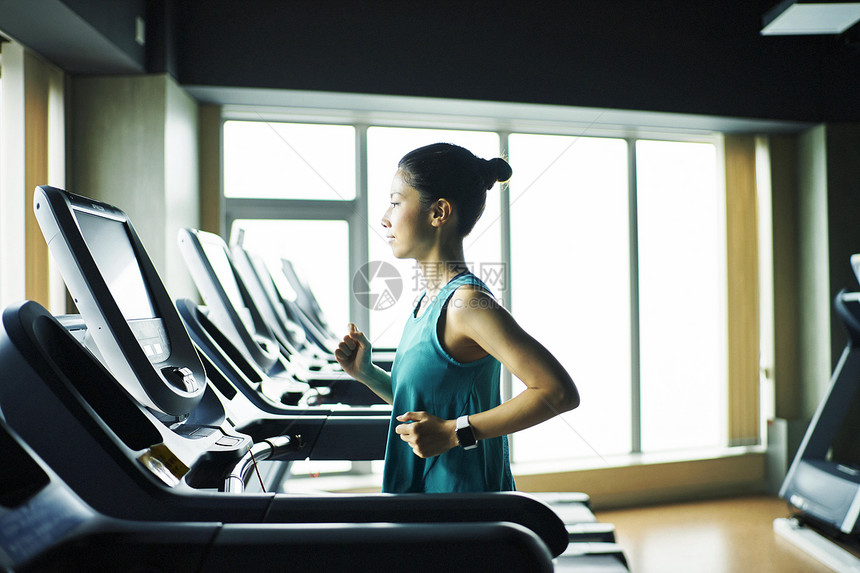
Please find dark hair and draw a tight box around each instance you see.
[398,143,512,236]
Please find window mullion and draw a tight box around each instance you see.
[628,138,642,455]
[351,124,370,328]
[225,197,357,221]
[499,130,513,406]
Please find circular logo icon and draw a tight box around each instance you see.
[353,261,403,311]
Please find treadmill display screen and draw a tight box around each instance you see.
[199,238,254,332]
[76,211,157,321]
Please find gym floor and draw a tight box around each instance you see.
[596,496,835,573]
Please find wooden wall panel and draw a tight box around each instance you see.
[724,135,760,446]
[24,50,51,307]
[198,103,222,235]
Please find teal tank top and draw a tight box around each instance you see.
[382,271,515,493]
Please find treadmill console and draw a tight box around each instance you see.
[178,227,281,372]
[281,258,331,335]
[33,186,205,417]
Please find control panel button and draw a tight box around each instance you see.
[161,366,199,392]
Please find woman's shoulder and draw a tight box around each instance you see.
[447,283,502,315]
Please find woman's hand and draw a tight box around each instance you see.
[395,411,459,458]
[334,323,372,381]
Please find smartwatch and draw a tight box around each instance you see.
[456,415,478,450]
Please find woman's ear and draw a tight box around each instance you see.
[431,198,453,227]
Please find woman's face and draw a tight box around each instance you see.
[381,171,435,260]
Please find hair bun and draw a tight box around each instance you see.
[483,157,513,190]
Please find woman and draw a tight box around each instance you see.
[335,143,579,493]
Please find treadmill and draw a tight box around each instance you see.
[279,256,396,368]
[0,411,554,572]
[280,257,342,355]
[10,185,582,558]
[229,234,345,374]
[178,227,381,406]
[777,255,860,566]
[231,237,398,374]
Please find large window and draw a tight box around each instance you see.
[222,111,729,467]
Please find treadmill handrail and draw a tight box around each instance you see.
[224,436,294,493]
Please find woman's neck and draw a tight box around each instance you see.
[415,244,468,297]
[419,261,468,290]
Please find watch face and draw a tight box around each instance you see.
[456,425,477,449]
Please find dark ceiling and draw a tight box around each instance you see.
[2,0,859,123]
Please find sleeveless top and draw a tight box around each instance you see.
[381,271,515,493]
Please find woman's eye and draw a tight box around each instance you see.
[390,202,399,208]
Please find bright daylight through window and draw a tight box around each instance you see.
[224,120,355,200]
[223,117,727,468]
[508,134,631,462]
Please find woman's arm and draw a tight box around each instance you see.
[334,323,394,404]
[394,289,579,458]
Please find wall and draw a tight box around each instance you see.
[796,126,832,420]
[802,125,860,417]
[770,123,860,435]
[770,135,800,420]
[7,2,860,123]
[761,124,860,487]
[171,1,860,123]
[164,78,200,300]
[70,73,199,301]
[825,125,860,366]
[515,452,766,510]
